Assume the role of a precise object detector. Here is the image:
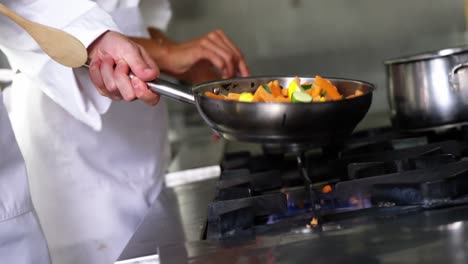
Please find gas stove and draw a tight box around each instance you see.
[204,126,468,241]
[116,125,468,264]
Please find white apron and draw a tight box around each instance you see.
[0,91,50,264]
[2,0,172,263]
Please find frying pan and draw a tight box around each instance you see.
[145,76,375,146]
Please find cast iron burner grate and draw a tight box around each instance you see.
[204,126,468,241]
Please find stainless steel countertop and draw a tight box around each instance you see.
[156,204,468,264]
[116,179,217,264]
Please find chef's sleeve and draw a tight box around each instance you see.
[0,0,120,131]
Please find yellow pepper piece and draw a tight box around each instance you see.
[287,80,302,99]
[239,92,254,102]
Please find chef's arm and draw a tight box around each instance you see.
[0,0,161,131]
[0,0,119,130]
[130,27,250,84]
[130,33,220,84]
[0,1,110,50]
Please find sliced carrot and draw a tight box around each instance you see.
[314,75,341,100]
[262,93,277,103]
[252,95,262,102]
[274,80,281,88]
[227,93,241,101]
[355,89,363,96]
[281,88,289,97]
[310,217,319,227]
[275,96,290,103]
[312,95,321,102]
[306,85,321,97]
[271,80,282,97]
[253,85,264,102]
[322,185,332,194]
[254,85,276,102]
[204,92,226,100]
[269,81,282,97]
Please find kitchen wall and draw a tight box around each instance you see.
[142,0,467,117]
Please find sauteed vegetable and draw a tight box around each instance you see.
[204,76,364,103]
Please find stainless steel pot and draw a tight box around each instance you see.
[385,46,468,131]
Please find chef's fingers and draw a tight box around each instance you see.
[137,46,160,104]
[132,76,160,105]
[197,50,226,75]
[237,57,250,77]
[213,30,250,77]
[199,37,235,78]
[139,45,158,72]
[184,43,226,76]
[100,55,124,99]
[133,46,160,104]
[147,27,159,40]
[122,43,159,82]
[88,60,106,95]
[89,59,123,100]
[208,30,249,77]
[114,59,137,101]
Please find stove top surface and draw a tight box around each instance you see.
[119,126,468,264]
[204,126,468,241]
[159,204,468,264]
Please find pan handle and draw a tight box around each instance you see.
[134,74,196,105]
[82,63,196,105]
[450,62,468,92]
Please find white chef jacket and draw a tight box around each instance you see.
[0,91,50,264]
[1,0,172,263]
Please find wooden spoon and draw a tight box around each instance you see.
[0,3,88,68]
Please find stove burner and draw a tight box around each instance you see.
[371,167,468,207]
[204,126,468,241]
[206,191,287,240]
[217,169,282,193]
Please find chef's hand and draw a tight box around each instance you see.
[180,61,221,84]
[147,27,250,79]
[87,31,161,105]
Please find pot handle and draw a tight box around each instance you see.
[450,62,468,92]
[82,63,196,105]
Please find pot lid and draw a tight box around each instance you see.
[384,45,468,65]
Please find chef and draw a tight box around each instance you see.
[1,0,159,263]
[1,0,249,264]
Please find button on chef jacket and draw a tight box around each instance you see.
[1,0,172,263]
